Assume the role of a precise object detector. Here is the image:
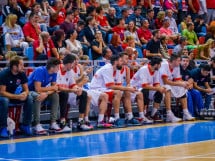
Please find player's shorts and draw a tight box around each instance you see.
[163,85,187,98]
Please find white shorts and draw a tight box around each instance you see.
[87,90,103,107]
[163,85,187,98]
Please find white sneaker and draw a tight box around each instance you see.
[61,125,72,133]
[183,112,195,121]
[140,117,154,124]
[49,122,62,133]
[33,124,47,135]
[166,113,182,123]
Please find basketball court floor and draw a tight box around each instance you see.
[0,121,215,161]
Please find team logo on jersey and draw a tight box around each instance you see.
[16,79,21,85]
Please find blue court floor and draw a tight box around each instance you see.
[0,121,215,161]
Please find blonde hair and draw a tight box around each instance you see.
[157,11,165,20]
[79,55,89,61]
[5,14,17,28]
[5,51,17,60]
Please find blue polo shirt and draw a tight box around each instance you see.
[28,66,57,91]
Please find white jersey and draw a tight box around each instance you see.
[131,64,160,89]
[71,65,81,80]
[56,64,76,89]
[114,66,128,86]
[90,63,115,90]
[159,61,181,85]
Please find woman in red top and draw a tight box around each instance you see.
[96,6,111,32]
[155,11,165,29]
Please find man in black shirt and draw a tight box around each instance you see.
[190,63,212,109]
[146,29,161,59]
[180,56,204,116]
[0,56,33,137]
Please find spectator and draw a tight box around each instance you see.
[137,19,152,47]
[59,11,75,35]
[173,36,188,54]
[182,22,199,46]
[2,14,29,55]
[76,20,89,55]
[188,0,200,21]
[83,16,98,45]
[33,31,59,63]
[165,9,178,34]
[96,6,112,33]
[194,15,207,37]
[86,0,100,8]
[17,0,36,13]
[102,47,112,62]
[163,0,178,17]
[112,18,126,41]
[205,26,215,41]
[0,56,33,137]
[65,29,83,57]
[138,0,149,18]
[179,15,192,33]
[2,0,24,26]
[49,0,66,30]
[106,7,118,28]
[127,6,144,28]
[28,58,61,135]
[121,7,130,24]
[52,29,67,54]
[23,12,41,43]
[109,33,123,56]
[91,30,107,60]
[160,18,178,48]
[160,35,170,59]
[206,0,215,24]
[124,21,141,46]
[146,8,156,30]
[177,0,189,23]
[197,39,215,60]
[155,11,165,29]
[146,29,162,58]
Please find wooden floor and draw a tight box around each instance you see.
[69,140,215,161]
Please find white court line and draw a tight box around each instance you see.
[60,140,215,161]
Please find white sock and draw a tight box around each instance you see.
[98,114,104,122]
[78,118,83,122]
[183,109,189,114]
[144,109,147,114]
[114,113,120,120]
[139,112,144,118]
[84,116,89,122]
[127,112,133,120]
[167,110,172,115]
[151,108,158,117]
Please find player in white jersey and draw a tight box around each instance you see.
[159,54,195,122]
[131,57,167,122]
[90,55,139,127]
[57,54,93,131]
[115,52,152,124]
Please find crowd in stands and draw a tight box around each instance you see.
[0,0,215,138]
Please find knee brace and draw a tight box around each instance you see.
[77,90,88,114]
[141,89,149,105]
[154,91,163,103]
